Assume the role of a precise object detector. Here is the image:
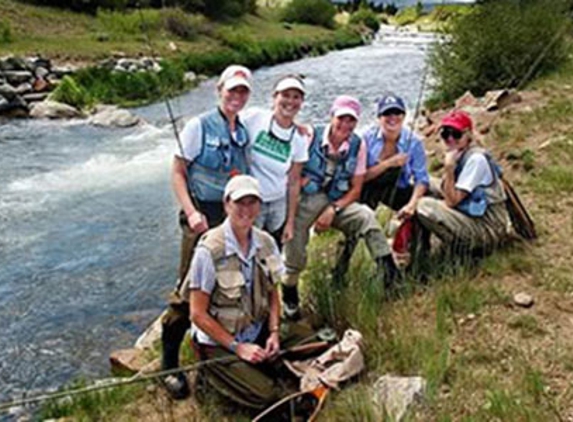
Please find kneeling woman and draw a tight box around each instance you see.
[189,175,311,409]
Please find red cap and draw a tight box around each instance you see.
[440,110,473,131]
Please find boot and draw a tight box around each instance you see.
[282,284,300,320]
[376,254,402,297]
[331,237,358,288]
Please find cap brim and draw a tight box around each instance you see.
[224,77,251,91]
[275,79,306,95]
[332,107,359,119]
[228,188,261,202]
[378,105,406,116]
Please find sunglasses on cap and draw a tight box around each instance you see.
[381,108,405,117]
[440,126,464,141]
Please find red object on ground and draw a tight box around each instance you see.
[393,218,413,254]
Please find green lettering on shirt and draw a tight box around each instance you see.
[253,131,292,163]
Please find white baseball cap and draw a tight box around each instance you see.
[274,76,306,95]
[218,65,252,91]
[224,175,261,201]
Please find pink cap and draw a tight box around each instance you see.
[441,110,473,131]
[218,65,252,91]
[330,95,361,120]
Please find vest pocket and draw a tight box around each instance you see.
[216,271,245,302]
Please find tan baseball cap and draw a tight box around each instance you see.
[224,175,261,201]
[218,65,252,91]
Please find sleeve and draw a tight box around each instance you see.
[353,139,367,176]
[265,242,285,285]
[188,246,217,294]
[362,127,378,168]
[291,132,309,163]
[455,154,493,193]
[410,138,430,187]
[176,117,202,161]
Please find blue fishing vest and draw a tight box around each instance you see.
[187,109,250,202]
[301,125,361,201]
[455,147,504,217]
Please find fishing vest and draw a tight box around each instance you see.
[187,109,250,202]
[199,225,282,335]
[455,147,506,217]
[301,125,361,201]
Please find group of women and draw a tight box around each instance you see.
[160,64,512,407]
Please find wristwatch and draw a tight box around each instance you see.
[229,340,239,354]
[332,204,342,215]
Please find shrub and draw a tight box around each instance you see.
[349,7,381,32]
[50,76,92,109]
[0,19,12,44]
[428,0,570,105]
[96,9,162,41]
[282,0,336,29]
[161,8,203,40]
[394,5,421,26]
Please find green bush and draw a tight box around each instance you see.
[394,5,421,26]
[161,8,204,40]
[96,9,162,41]
[50,76,92,109]
[349,7,380,32]
[428,0,570,105]
[0,19,12,44]
[282,0,336,29]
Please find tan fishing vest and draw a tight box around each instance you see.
[198,225,282,335]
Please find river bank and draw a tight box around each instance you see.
[0,0,369,115]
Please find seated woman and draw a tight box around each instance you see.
[282,96,398,313]
[189,175,313,410]
[361,94,429,217]
[415,110,510,256]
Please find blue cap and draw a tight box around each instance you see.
[377,95,406,116]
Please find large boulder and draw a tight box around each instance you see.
[454,90,480,109]
[88,105,142,128]
[0,82,18,100]
[484,89,522,111]
[0,56,28,71]
[29,100,83,119]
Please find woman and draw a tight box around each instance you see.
[415,110,509,255]
[190,175,314,409]
[241,74,308,248]
[361,94,429,217]
[162,64,252,399]
[282,96,398,315]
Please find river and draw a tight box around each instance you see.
[0,28,435,402]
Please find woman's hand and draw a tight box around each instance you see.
[264,332,280,359]
[387,153,408,168]
[236,343,267,364]
[314,205,335,233]
[187,210,209,234]
[397,201,416,220]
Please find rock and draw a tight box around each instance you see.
[0,95,29,117]
[135,311,165,350]
[455,90,480,109]
[51,65,77,78]
[0,56,28,71]
[184,71,197,83]
[372,375,426,421]
[0,82,18,100]
[513,292,534,308]
[29,100,83,119]
[109,348,157,374]
[484,89,521,111]
[22,92,50,103]
[33,77,50,92]
[34,66,50,79]
[168,41,178,52]
[0,94,9,111]
[538,139,553,150]
[26,56,51,72]
[14,82,32,95]
[88,105,141,128]
[3,70,34,85]
[113,65,126,73]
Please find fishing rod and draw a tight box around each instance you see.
[0,331,333,413]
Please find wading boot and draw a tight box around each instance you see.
[282,284,301,321]
[376,254,402,299]
[331,237,358,288]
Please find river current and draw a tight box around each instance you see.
[0,28,435,401]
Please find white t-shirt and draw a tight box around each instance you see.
[241,108,308,202]
[455,153,494,193]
